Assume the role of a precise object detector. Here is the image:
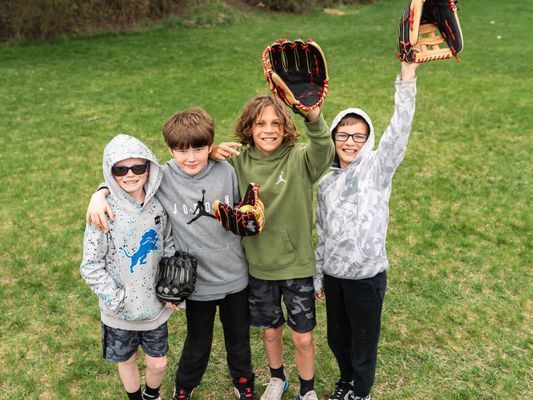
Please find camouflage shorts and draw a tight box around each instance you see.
[102,322,168,362]
[248,275,316,333]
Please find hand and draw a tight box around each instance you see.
[86,189,113,232]
[302,106,321,122]
[401,58,420,81]
[165,302,184,311]
[210,142,242,160]
[315,288,325,303]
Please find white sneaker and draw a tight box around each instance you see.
[295,390,319,400]
[260,377,289,400]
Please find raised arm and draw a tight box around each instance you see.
[375,62,419,184]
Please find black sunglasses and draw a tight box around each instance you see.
[111,163,149,177]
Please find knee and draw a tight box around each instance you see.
[146,356,167,374]
[119,353,137,367]
[263,327,283,344]
[292,332,314,351]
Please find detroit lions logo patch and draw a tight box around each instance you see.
[119,229,159,273]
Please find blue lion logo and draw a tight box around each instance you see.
[119,229,159,273]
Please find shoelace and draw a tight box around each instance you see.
[331,384,351,399]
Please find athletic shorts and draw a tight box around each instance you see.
[248,275,316,333]
[102,322,168,362]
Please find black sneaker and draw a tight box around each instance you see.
[141,389,160,400]
[173,386,195,400]
[233,374,256,399]
[328,380,353,400]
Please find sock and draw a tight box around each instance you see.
[127,388,142,400]
[269,365,286,381]
[299,376,314,396]
[142,384,160,399]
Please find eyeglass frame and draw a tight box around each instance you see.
[334,132,369,143]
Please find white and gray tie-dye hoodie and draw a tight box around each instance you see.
[314,76,416,291]
[81,134,175,330]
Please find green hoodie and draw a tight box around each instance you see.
[229,113,334,280]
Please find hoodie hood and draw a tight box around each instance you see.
[330,107,375,169]
[103,134,161,210]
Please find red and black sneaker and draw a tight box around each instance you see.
[173,386,195,400]
[233,374,256,399]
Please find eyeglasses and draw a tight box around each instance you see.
[334,133,368,143]
[111,163,149,177]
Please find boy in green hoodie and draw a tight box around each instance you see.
[212,96,334,400]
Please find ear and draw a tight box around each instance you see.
[208,145,213,154]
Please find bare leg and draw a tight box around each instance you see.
[118,353,141,392]
[263,326,284,368]
[145,354,167,389]
[291,331,314,380]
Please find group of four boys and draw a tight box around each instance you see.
[81,60,420,400]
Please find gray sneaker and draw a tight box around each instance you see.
[260,377,289,400]
[295,390,319,400]
[352,395,371,400]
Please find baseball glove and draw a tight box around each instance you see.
[397,0,464,63]
[261,38,328,115]
[156,251,197,305]
[213,183,265,236]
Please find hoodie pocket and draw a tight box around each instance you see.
[120,284,161,321]
[244,228,295,268]
[194,246,247,284]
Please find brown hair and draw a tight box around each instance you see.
[163,107,215,150]
[334,114,370,135]
[234,95,299,146]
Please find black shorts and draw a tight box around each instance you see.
[102,322,168,362]
[248,275,316,333]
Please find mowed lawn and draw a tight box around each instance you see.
[0,0,531,399]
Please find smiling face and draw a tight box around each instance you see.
[251,105,284,156]
[112,158,149,198]
[171,145,212,176]
[334,121,369,169]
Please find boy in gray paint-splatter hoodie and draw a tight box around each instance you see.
[81,134,175,400]
[314,62,420,400]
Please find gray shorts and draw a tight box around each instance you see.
[249,275,316,333]
[102,322,168,362]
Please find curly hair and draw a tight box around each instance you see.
[234,95,299,146]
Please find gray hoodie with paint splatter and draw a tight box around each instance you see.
[314,76,416,292]
[81,134,175,331]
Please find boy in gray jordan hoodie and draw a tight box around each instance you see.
[81,134,175,400]
[314,62,420,400]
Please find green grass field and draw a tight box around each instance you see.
[0,0,531,398]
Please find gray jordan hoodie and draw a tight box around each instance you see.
[314,76,416,291]
[81,134,175,330]
[156,159,248,301]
